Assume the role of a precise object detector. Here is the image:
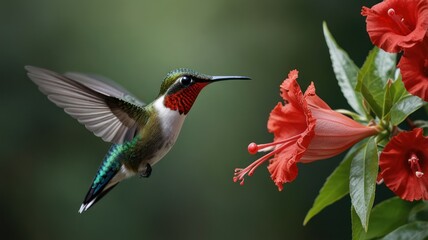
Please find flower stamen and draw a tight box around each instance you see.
[235,140,296,185]
[247,135,301,154]
[387,8,411,35]
[247,143,259,154]
[408,153,424,178]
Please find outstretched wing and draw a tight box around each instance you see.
[26,66,146,144]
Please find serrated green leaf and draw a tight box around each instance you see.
[365,197,416,240]
[303,142,365,225]
[350,137,378,231]
[352,206,366,240]
[357,47,396,118]
[323,22,366,117]
[381,221,428,240]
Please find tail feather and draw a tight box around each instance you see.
[78,144,124,213]
[79,183,119,213]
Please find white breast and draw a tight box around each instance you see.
[154,96,186,137]
[144,96,186,167]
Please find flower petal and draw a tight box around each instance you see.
[269,70,315,139]
[264,70,316,190]
[362,0,428,52]
[379,128,428,201]
[304,82,332,110]
[398,45,428,101]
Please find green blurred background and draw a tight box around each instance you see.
[1,0,384,239]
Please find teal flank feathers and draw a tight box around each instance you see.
[80,136,141,213]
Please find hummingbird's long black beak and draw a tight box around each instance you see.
[209,75,251,82]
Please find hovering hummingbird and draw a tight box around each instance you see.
[26,66,250,213]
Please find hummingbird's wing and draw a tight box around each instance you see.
[26,66,146,144]
[63,72,145,107]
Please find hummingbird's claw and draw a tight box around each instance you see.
[139,163,152,178]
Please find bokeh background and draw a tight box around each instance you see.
[1,0,385,239]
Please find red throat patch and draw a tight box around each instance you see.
[164,82,208,114]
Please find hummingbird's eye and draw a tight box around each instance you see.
[179,76,193,86]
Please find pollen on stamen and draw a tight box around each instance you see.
[239,178,245,186]
[385,7,412,35]
[408,153,424,178]
[416,171,424,178]
[248,142,259,155]
[233,170,245,185]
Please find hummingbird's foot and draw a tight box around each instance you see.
[139,163,152,178]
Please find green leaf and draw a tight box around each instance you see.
[350,137,378,231]
[373,49,396,83]
[357,47,396,118]
[323,22,366,117]
[382,80,393,121]
[382,75,405,120]
[409,201,428,222]
[390,73,407,103]
[352,206,366,240]
[380,74,425,125]
[365,197,416,240]
[303,142,365,225]
[381,221,428,240]
[390,94,425,125]
[424,104,428,116]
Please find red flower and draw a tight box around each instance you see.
[361,0,428,53]
[397,42,428,101]
[379,128,428,201]
[233,70,379,191]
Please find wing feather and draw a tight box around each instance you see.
[26,66,145,144]
[64,72,145,106]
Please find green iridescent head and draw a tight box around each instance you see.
[158,68,251,97]
[158,68,208,96]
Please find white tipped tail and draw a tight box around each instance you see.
[78,198,97,214]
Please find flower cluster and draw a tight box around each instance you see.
[362,0,428,202]
[362,0,428,101]
[233,0,428,237]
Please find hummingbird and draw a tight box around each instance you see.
[26,66,250,213]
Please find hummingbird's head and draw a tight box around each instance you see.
[158,68,250,114]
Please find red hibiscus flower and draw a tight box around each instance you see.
[361,0,428,53]
[379,128,428,201]
[397,42,428,101]
[233,70,379,191]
